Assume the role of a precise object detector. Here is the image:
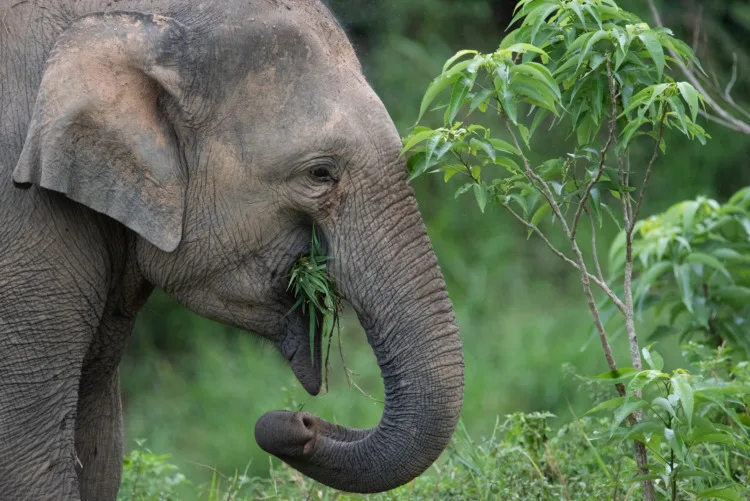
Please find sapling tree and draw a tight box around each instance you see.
[401,0,718,498]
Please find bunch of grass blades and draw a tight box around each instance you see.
[287,226,342,390]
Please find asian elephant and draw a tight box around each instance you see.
[0,0,464,499]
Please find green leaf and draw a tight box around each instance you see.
[614,420,664,446]
[642,346,664,371]
[590,188,602,226]
[529,108,551,137]
[473,184,488,213]
[568,2,586,28]
[505,193,529,215]
[695,487,746,501]
[530,202,551,229]
[663,427,686,460]
[495,156,522,174]
[511,75,559,113]
[406,152,427,179]
[685,252,732,280]
[714,286,750,303]
[678,82,700,123]
[639,31,665,80]
[610,399,649,436]
[442,50,479,73]
[470,88,494,113]
[583,3,603,29]
[620,84,670,119]
[635,261,672,300]
[442,164,466,182]
[418,60,473,121]
[586,396,628,415]
[578,30,610,71]
[501,43,550,64]
[728,186,750,207]
[671,373,695,428]
[517,124,531,148]
[588,367,639,384]
[445,73,477,124]
[513,62,560,99]
[609,231,627,270]
[401,129,440,156]
[627,369,667,396]
[494,70,519,124]
[576,115,594,146]
[470,165,481,180]
[652,396,676,419]
[488,138,521,156]
[673,263,695,313]
[455,183,474,199]
[689,428,746,448]
[668,95,689,135]
[682,200,699,231]
[527,2,560,42]
[417,133,444,178]
[470,138,496,162]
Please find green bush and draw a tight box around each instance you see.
[614,189,750,357]
[119,440,188,501]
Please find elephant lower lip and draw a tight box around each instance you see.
[288,323,323,396]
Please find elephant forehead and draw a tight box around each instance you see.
[231,0,360,70]
[242,66,348,121]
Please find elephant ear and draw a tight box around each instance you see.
[13,11,189,252]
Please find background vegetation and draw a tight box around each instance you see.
[119,0,750,497]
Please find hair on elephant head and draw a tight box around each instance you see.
[0,1,463,499]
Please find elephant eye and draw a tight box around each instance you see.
[309,165,334,183]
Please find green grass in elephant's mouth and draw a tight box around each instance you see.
[287,226,342,387]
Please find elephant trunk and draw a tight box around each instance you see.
[255,170,464,493]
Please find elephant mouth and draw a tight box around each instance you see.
[286,307,324,396]
[282,234,335,397]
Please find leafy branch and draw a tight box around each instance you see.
[646,0,750,136]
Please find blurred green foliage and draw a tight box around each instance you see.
[120,339,750,499]
[120,0,750,492]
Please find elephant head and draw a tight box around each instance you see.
[12,2,463,493]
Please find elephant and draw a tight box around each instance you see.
[0,0,464,499]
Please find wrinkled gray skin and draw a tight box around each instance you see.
[0,1,464,499]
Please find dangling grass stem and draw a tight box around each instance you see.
[287,226,341,366]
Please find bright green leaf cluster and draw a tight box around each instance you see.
[287,227,340,363]
[611,188,750,358]
[587,345,750,499]
[119,440,188,501]
[402,0,709,221]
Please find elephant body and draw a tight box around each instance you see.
[0,1,464,499]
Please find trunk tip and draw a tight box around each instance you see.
[255,410,317,459]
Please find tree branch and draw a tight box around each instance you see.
[630,109,667,232]
[647,0,750,135]
[505,122,622,376]
[503,204,626,313]
[589,211,606,285]
[572,55,619,240]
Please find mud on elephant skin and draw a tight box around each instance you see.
[0,1,464,499]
